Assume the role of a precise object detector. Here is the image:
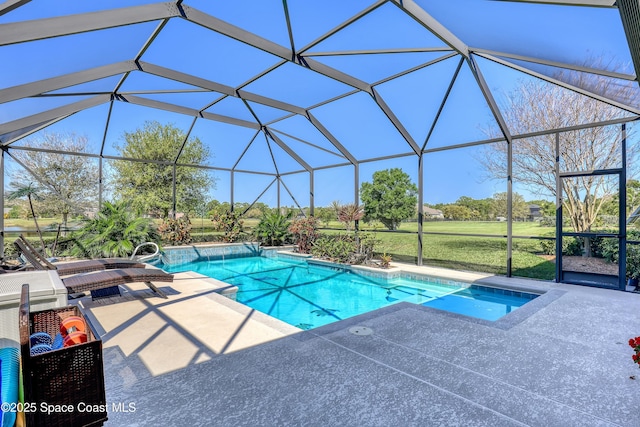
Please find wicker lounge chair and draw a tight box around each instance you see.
[61,268,173,299]
[14,235,146,276]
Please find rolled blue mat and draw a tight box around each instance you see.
[30,331,52,347]
[52,333,64,350]
[0,347,19,427]
[30,343,53,356]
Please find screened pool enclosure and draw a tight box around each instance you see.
[1,0,640,289]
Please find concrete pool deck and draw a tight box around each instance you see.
[78,264,640,426]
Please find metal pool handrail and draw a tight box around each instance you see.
[131,242,160,262]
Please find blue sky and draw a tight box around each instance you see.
[1,0,637,208]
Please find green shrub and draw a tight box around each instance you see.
[310,232,380,264]
[539,216,555,227]
[312,234,357,263]
[538,234,583,256]
[357,232,378,262]
[627,241,640,279]
[599,236,618,263]
[539,238,555,255]
[563,237,584,256]
[599,229,640,278]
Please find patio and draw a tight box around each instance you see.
[2,2,640,425]
[78,266,640,426]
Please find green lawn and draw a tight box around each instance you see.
[322,221,556,281]
[4,218,65,228]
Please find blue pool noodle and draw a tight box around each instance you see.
[0,347,19,427]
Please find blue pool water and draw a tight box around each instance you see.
[163,256,538,329]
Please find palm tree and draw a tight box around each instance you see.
[253,211,291,246]
[71,200,160,258]
[7,182,46,252]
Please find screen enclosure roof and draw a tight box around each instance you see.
[1,0,640,177]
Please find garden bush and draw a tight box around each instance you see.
[539,234,583,256]
[312,234,357,263]
[539,216,556,227]
[211,210,244,243]
[159,217,192,245]
[289,216,319,253]
[311,232,379,264]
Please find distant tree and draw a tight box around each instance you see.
[244,207,263,218]
[628,180,640,218]
[492,192,528,220]
[455,196,493,220]
[360,168,418,230]
[207,200,232,217]
[480,57,638,253]
[111,121,213,218]
[9,132,98,228]
[233,202,251,213]
[441,205,473,220]
[528,199,557,217]
[253,202,270,214]
[603,179,640,219]
[314,207,335,227]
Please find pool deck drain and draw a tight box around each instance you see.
[349,326,373,336]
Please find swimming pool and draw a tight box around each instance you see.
[162,255,539,329]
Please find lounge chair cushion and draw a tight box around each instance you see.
[14,237,147,275]
[61,268,173,298]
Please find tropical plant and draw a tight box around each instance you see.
[253,211,291,246]
[70,200,160,258]
[158,216,192,246]
[211,210,244,243]
[379,253,392,269]
[7,182,46,252]
[289,216,320,253]
[333,202,364,232]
